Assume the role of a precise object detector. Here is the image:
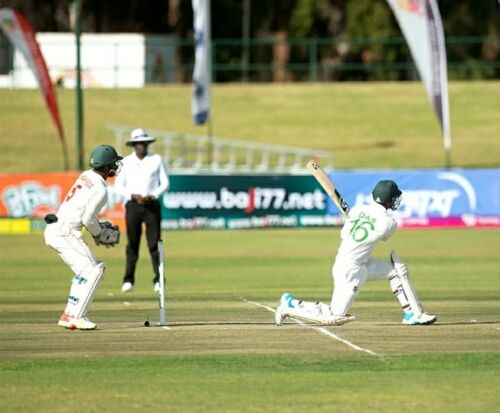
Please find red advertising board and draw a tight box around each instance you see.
[0,172,124,224]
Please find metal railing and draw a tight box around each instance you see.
[109,125,334,174]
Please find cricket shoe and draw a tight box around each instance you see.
[57,313,97,330]
[153,282,160,292]
[275,293,296,326]
[402,311,437,326]
[57,312,73,328]
[121,282,134,293]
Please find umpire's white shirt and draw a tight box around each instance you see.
[336,201,397,264]
[57,170,108,236]
[114,152,169,202]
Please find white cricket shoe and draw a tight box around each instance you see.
[121,282,134,293]
[153,282,160,292]
[57,313,97,330]
[72,317,97,330]
[402,311,437,325]
[275,292,296,326]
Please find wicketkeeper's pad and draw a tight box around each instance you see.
[65,262,106,319]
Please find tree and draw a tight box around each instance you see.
[1,0,498,81]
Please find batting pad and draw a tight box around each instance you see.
[65,262,105,319]
[285,301,354,325]
[389,270,412,312]
[391,251,423,317]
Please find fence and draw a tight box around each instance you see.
[209,36,500,82]
[0,35,498,87]
[109,125,334,174]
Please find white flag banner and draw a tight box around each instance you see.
[386,0,451,152]
[191,0,211,125]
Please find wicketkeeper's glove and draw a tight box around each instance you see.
[93,221,120,248]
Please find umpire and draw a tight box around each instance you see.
[114,128,169,293]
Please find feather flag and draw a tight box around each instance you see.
[191,0,212,125]
[386,0,451,157]
[0,7,68,169]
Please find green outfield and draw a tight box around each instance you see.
[1,81,499,411]
[1,228,499,412]
[0,82,499,172]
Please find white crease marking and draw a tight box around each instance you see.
[241,297,379,357]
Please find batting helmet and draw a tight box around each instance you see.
[372,180,402,210]
[89,145,123,169]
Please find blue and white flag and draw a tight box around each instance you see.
[386,0,451,153]
[191,0,211,125]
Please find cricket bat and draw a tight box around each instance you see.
[307,160,350,217]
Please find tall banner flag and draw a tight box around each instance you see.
[386,0,451,164]
[191,0,212,125]
[0,8,68,170]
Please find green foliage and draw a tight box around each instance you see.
[345,0,405,80]
[289,0,315,37]
[346,0,398,39]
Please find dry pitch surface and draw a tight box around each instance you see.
[2,298,498,359]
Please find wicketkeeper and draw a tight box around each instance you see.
[44,145,122,330]
[275,180,437,326]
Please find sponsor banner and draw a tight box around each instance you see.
[0,172,332,231]
[0,172,77,218]
[161,175,330,229]
[1,170,499,232]
[0,218,31,234]
[161,215,344,231]
[330,169,500,228]
[0,172,123,223]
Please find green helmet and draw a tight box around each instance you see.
[89,145,123,169]
[372,180,402,209]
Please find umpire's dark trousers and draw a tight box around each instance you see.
[123,200,161,285]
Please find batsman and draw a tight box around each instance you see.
[276,179,437,326]
[44,145,122,330]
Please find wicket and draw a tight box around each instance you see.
[158,239,166,326]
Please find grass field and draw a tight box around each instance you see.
[1,228,499,412]
[0,82,499,172]
[1,81,499,411]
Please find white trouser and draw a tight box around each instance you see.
[44,222,97,276]
[44,222,103,318]
[330,258,393,316]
